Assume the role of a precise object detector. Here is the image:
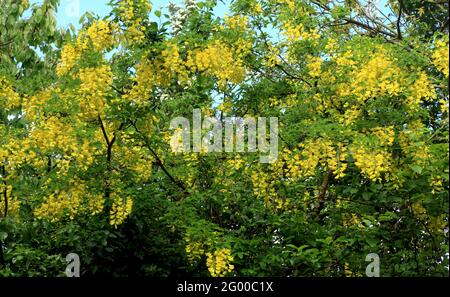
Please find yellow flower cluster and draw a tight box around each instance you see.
[335,49,356,67]
[78,65,112,118]
[184,238,205,264]
[432,38,449,78]
[352,144,391,182]
[56,28,94,77]
[125,43,192,105]
[411,201,427,220]
[160,42,189,84]
[278,0,296,12]
[352,51,402,102]
[109,195,133,228]
[6,116,94,174]
[187,41,246,88]
[285,139,348,180]
[56,44,80,76]
[340,106,362,126]
[22,89,52,121]
[406,72,436,109]
[226,155,245,171]
[87,194,105,215]
[251,168,271,197]
[20,0,29,8]
[0,76,21,109]
[251,2,263,15]
[224,15,249,32]
[117,142,153,181]
[269,94,296,109]
[264,43,281,68]
[123,59,155,106]
[307,55,322,78]
[251,167,290,210]
[0,184,20,217]
[430,176,444,194]
[370,126,395,146]
[118,0,151,44]
[411,201,447,233]
[206,248,234,277]
[86,20,116,52]
[34,183,85,222]
[282,21,320,42]
[325,38,338,52]
[57,19,118,77]
[342,213,363,228]
[429,214,448,234]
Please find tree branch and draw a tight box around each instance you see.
[130,121,189,197]
[397,0,404,40]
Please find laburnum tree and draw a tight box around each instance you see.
[0,0,448,276]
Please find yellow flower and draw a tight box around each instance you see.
[0,76,21,108]
[187,40,246,89]
[352,144,391,182]
[206,248,234,277]
[78,65,112,117]
[86,20,116,52]
[432,38,449,78]
[109,195,133,228]
[306,55,322,78]
[406,71,436,109]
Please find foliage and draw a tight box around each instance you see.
[0,0,448,276]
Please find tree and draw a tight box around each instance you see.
[0,0,448,276]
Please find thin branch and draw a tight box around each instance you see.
[98,115,110,147]
[397,0,404,40]
[130,121,189,197]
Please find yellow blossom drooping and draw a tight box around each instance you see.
[109,195,133,228]
[0,184,20,217]
[206,248,234,277]
[87,194,105,215]
[224,14,249,32]
[123,58,155,106]
[118,0,152,45]
[250,165,291,210]
[34,182,86,222]
[184,237,205,264]
[56,44,82,76]
[307,55,322,78]
[406,71,436,109]
[352,144,391,182]
[398,120,431,167]
[432,38,449,78]
[117,142,153,182]
[0,76,21,109]
[282,21,320,42]
[351,50,403,102]
[285,139,348,181]
[160,42,189,84]
[187,41,246,89]
[86,20,116,52]
[370,126,395,147]
[78,65,113,118]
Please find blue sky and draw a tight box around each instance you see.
[29,0,229,30]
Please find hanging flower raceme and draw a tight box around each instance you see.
[206,248,234,277]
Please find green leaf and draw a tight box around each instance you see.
[0,231,7,241]
[411,165,423,174]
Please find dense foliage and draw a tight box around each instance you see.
[0,0,448,276]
